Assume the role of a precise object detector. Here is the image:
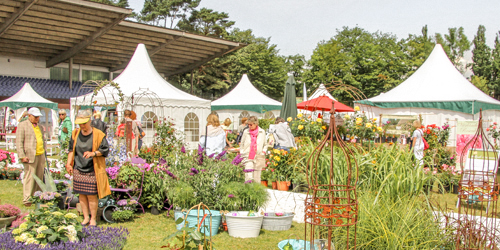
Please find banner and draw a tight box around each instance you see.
[456,121,481,164]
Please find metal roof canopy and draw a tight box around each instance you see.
[0,0,244,77]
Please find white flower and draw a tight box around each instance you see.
[36,225,48,234]
[25,237,39,244]
[64,213,78,219]
[19,222,28,231]
[52,211,63,217]
[12,228,22,235]
[19,233,31,242]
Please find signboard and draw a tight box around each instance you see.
[334,116,344,126]
[457,121,479,135]
[125,120,132,153]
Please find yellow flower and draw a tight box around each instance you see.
[311,122,315,125]
[301,119,305,122]
[316,118,322,123]
[344,114,350,119]
[274,163,278,166]
[19,223,28,231]
[371,160,376,164]
[274,156,281,161]
[322,126,327,130]
[287,117,292,122]
[36,233,46,239]
[377,126,383,131]
[365,123,372,128]
[354,106,360,111]
[64,213,78,219]
[355,118,362,125]
[373,118,377,121]
[273,149,279,154]
[297,113,303,118]
[12,228,22,235]
[298,125,304,130]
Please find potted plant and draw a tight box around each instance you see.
[0,163,6,180]
[29,170,61,209]
[221,182,268,238]
[111,199,138,222]
[0,204,21,228]
[6,168,21,180]
[261,167,270,187]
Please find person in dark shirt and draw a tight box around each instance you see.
[66,110,110,227]
[91,111,107,135]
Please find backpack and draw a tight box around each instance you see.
[235,126,248,144]
[137,125,146,139]
[420,130,429,150]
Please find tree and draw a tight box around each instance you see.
[90,0,129,8]
[177,8,235,38]
[490,32,500,99]
[434,27,471,72]
[471,25,492,81]
[139,0,200,28]
[470,75,490,95]
[403,25,435,75]
[303,27,410,103]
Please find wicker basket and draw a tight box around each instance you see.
[262,213,294,231]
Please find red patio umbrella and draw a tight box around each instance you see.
[297,95,355,112]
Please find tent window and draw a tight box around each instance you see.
[184,112,199,142]
[239,111,250,126]
[141,111,158,130]
[263,111,275,119]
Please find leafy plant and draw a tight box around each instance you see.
[33,171,58,193]
[219,182,268,211]
[163,216,214,250]
[0,204,20,218]
[112,210,135,222]
[289,113,327,141]
[28,191,62,204]
[11,206,83,246]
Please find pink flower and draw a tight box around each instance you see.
[494,122,498,125]
[432,170,437,175]
[494,126,497,129]
[487,128,490,131]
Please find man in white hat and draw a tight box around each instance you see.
[16,107,46,206]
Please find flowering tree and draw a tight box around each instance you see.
[289,113,327,141]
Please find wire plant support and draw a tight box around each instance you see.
[305,101,359,250]
[456,109,500,249]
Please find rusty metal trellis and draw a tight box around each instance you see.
[305,103,359,250]
[456,110,500,249]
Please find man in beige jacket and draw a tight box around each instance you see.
[16,107,46,206]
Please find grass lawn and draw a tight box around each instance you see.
[0,180,305,249]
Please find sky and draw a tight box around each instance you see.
[127,0,500,60]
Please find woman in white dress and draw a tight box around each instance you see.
[411,120,424,166]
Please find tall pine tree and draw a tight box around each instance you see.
[490,32,500,99]
[471,25,492,83]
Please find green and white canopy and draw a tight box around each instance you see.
[357,44,500,114]
[0,82,58,110]
[211,74,282,113]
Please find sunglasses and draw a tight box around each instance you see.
[59,114,66,116]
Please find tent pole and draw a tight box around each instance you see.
[190,70,194,94]
[69,58,73,90]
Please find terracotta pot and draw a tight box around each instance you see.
[261,181,268,187]
[452,184,459,194]
[272,181,278,190]
[277,181,289,191]
[221,221,228,231]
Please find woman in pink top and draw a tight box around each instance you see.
[239,116,266,182]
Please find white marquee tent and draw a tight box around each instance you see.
[357,44,500,146]
[211,74,282,129]
[0,82,58,137]
[309,83,336,101]
[71,44,211,148]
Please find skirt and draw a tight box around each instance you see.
[73,168,98,195]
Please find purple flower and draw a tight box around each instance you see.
[201,169,207,172]
[189,172,194,176]
[198,144,203,155]
[215,150,227,160]
[34,191,42,197]
[165,170,177,179]
[181,146,186,153]
[190,168,199,174]
[232,154,243,165]
[243,169,255,173]
[245,180,253,184]
[208,153,215,158]
[159,157,167,165]
[117,199,127,206]
[228,194,234,198]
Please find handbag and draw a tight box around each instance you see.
[420,130,429,150]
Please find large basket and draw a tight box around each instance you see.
[262,213,294,231]
[226,211,263,238]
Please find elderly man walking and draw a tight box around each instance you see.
[16,107,46,206]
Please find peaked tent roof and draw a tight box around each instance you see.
[0,83,57,110]
[74,44,210,108]
[358,44,500,114]
[309,84,336,101]
[211,74,282,113]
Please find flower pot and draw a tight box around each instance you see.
[286,181,292,190]
[226,211,263,238]
[261,180,268,187]
[439,185,450,194]
[452,184,459,194]
[272,181,278,190]
[151,206,160,215]
[0,216,17,228]
[262,213,294,231]
[175,209,222,236]
[277,181,289,191]
[221,221,228,231]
